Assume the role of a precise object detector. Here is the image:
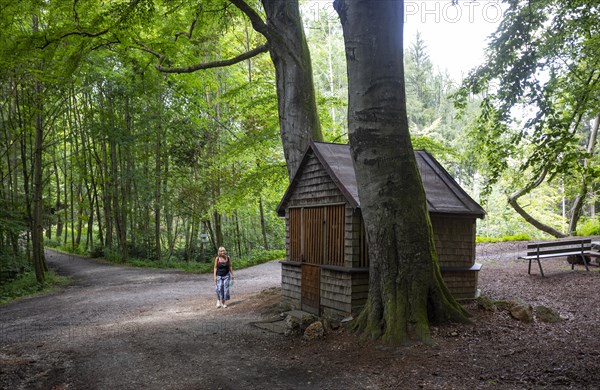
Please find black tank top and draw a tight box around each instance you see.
[216,256,230,276]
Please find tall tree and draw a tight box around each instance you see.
[334,0,468,343]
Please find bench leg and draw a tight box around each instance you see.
[537,257,545,277]
[580,255,590,272]
[528,259,532,275]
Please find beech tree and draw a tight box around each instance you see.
[334,0,468,343]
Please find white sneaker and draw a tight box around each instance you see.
[216,300,222,308]
[222,303,228,308]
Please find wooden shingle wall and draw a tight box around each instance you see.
[431,215,476,268]
[441,270,480,300]
[286,152,346,209]
[344,207,363,268]
[320,268,352,317]
[350,272,369,315]
[281,262,301,310]
[319,268,370,318]
[281,151,348,312]
[430,215,480,299]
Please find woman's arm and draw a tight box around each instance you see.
[213,257,218,283]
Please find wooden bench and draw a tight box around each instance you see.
[519,238,600,277]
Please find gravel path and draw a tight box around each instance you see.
[1,250,302,390]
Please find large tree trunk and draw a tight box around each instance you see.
[334,0,468,344]
[261,0,323,178]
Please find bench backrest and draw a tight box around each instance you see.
[526,239,592,256]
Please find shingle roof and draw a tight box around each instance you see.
[277,141,485,218]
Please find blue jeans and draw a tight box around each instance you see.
[215,274,231,302]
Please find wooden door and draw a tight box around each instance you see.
[300,207,324,314]
[301,263,320,314]
[289,205,345,315]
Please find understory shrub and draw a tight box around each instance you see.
[0,271,70,305]
[476,233,532,243]
[577,218,600,236]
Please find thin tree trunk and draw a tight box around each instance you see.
[155,123,162,260]
[213,211,223,249]
[234,211,242,257]
[102,140,113,249]
[63,129,68,246]
[568,114,599,234]
[31,14,46,283]
[259,197,269,250]
[75,183,83,246]
[69,142,75,248]
[53,158,63,238]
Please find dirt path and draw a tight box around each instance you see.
[1,250,328,389]
[2,242,600,389]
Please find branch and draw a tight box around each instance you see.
[41,29,110,49]
[137,43,165,64]
[174,15,198,41]
[508,168,567,238]
[154,44,269,74]
[228,0,271,38]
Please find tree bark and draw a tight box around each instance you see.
[155,124,162,260]
[259,197,269,250]
[260,0,323,178]
[334,0,468,344]
[53,158,63,238]
[31,15,46,283]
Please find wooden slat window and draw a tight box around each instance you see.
[289,208,302,261]
[303,207,324,264]
[289,205,345,266]
[326,205,345,266]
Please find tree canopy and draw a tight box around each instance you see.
[455,0,600,236]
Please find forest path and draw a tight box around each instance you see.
[1,250,342,389]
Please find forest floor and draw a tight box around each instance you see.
[1,239,600,389]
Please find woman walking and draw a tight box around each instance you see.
[213,246,234,308]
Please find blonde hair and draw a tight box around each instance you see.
[218,246,226,253]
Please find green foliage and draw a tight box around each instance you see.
[106,249,285,273]
[303,4,348,141]
[476,173,568,239]
[576,217,600,236]
[0,253,31,285]
[476,234,532,243]
[0,271,70,305]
